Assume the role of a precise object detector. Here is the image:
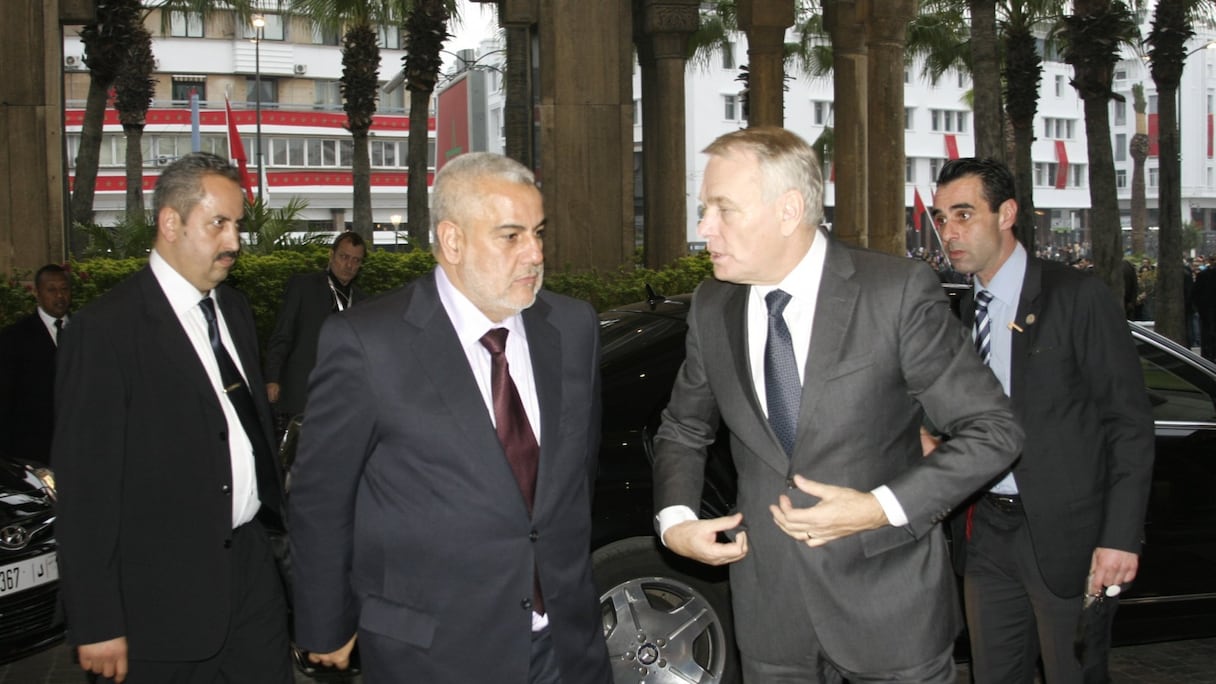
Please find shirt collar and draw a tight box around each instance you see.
[149,248,218,315]
[977,241,1027,307]
[434,266,526,348]
[752,227,828,303]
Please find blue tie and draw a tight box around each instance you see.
[764,289,801,456]
[974,290,994,365]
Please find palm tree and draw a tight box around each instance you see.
[289,0,404,243]
[1003,0,1055,255]
[971,1,1005,160]
[1145,0,1213,343]
[1129,82,1149,256]
[113,16,156,219]
[1057,0,1139,300]
[72,0,143,230]
[402,0,453,251]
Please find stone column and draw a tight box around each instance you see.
[484,0,537,169]
[535,0,635,271]
[737,0,794,128]
[1,0,92,274]
[636,0,699,268]
[866,0,917,257]
[823,0,868,246]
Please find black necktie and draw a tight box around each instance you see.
[764,289,801,456]
[974,290,994,365]
[53,318,63,346]
[480,327,544,615]
[198,297,282,529]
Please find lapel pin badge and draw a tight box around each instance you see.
[1008,322,1024,333]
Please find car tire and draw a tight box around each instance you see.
[593,536,740,684]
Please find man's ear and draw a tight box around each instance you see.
[157,206,179,243]
[998,198,1019,231]
[779,189,805,237]
[435,220,463,264]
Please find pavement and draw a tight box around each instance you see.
[2,637,1214,683]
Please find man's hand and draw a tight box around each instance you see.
[266,382,281,403]
[920,427,941,457]
[308,635,357,670]
[1088,547,1139,596]
[663,514,748,566]
[770,475,888,547]
[78,636,128,683]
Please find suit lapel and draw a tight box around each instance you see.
[136,269,224,421]
[797,239,860,449]
[1010,257,1044,406]
[523,297,561,509]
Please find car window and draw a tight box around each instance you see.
[1136,339,1216,422]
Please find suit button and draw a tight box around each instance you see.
[521,598,533,611]
[529,530,538,542]
[786,476,796,488]
[223,539,232,549]
[221,484,231,495]
[219,431,227,441]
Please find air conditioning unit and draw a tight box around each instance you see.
[64,55,83,69]
[293,63,307,75]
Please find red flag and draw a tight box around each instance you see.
[225,98,254,203]
[913,188,928,233]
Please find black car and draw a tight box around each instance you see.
[591,290,1216,684]
[0,460,62,664]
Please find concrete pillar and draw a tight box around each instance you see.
[823,0,868,246]
[487,0,538,169]
[866,0,916,257]
[636,0,699,268]
[737,0,795,127]
[535,0,635,271]
[1,0,92,276]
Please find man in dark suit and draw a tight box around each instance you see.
[652,127,1022,682]
[932,158,1154,683]
[264,231,366,427]
[1192,260,1216,360]
[0,263,71,465]
[52,153,291,683]
[289,152,612,683]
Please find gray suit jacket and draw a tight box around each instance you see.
[289,269,611,683]
[654,235,1022,672]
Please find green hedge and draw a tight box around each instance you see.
[1,250,713,349]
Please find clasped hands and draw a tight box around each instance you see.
[663,475,889,564]
[308,635,357,670]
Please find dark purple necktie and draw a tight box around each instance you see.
[480,327,544,614]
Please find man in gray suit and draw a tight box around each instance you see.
[289,152,612,683]
[653,127,1023,683]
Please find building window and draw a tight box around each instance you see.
[243,14,285,41]
[1115,134,1127,161]
[931,109,941,131]
[930,110,966,132]
[723,94,740,121]
[904,67,911,85]
[315,80,342,110]
[1149,167,1159,187]
[312,25,340,46]
[378,84,404,113]
[1042,117,1076,140]
[171,78,205,105]
[1149,95,1158,115]
[377,25,400,50]
[371,140,398,167]
[169,11,204,38]
[812,101,832,126]
[491,107,503,139]
[1117,169,1128,189]
[905,107,914,130]
[1055,74,1065,97]
[246,78,279,107]
[929,157,946,181]
[633,99,641,126]
[906,158,915,183]
[1114,99,1127,127]
[957,112,969,133]
[722,42,735,70]
[1072,164,1086,188]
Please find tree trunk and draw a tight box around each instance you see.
[351,127,371,242]
[407,88,431,250]
[969,0,1004,161]
[123,124,144,219]
[1156,77,1185,341]
[71,77,110,227]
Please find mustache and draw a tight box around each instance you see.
[216,250,240,262]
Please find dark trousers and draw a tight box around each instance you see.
[529,626,562,684]
[98,520,292,684]
[740,638,954,683]
[963,496,1112,684]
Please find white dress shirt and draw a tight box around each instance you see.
[36,307,67,346]
[149,250,261,528]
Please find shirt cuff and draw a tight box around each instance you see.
[655,505,699,546]
[871,485,908,528]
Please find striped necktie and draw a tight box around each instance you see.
[974,290,994,365]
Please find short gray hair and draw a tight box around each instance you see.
[703,126,824,228]
[430,153,537,237]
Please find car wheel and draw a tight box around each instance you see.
[593,536,740,684]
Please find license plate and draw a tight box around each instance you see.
[0,552,58,597]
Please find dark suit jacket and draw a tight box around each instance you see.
[52,268,284,660]
[0,313,57,464]
[289,270,612,683]
[953,256,1155,597]
[653,235,1022,672]
[264,270,366,417]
